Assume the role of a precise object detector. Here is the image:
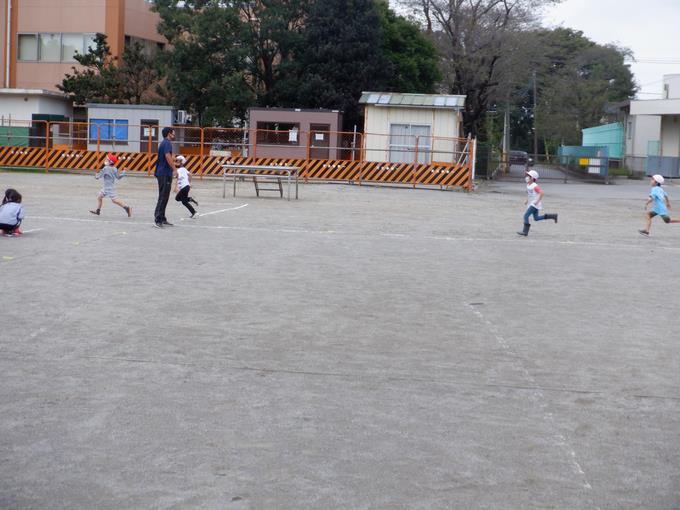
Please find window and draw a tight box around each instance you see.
[89,119,129,144]
[18,34,38,61]
[125,35,163,58]
[256,122,300,145]
[39,33,61,62]
[61,33,83,62]
[17,33,97,62]
[389,124,432,164]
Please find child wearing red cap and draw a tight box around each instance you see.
[90,154,131,217]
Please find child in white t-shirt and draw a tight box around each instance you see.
[517,170,558,236]
[173,155,198,218]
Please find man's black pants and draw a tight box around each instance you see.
[155,175,172,224]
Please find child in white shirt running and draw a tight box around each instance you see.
[517,170,558,236]
[174,155,198,218]
[89,154,131,217]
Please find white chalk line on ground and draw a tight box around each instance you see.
[466,303,599,506]
[25,214,680,252]
[179,203,249,220]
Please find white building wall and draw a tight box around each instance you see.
[625,115,661,157]
[363,106,462,163]
[0,95,72,122]
[663,75,680,99]
[660,115,680,157]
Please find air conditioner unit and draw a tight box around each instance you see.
[175,110,188,124]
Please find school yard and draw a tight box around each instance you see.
[1,169,679,510]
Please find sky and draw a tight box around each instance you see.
[541,0,680,98]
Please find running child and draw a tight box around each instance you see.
[89,154,131,217]
[174,155,198,218]
[0,188,25,237]
[517,169,558,236]
[638,174,680,236]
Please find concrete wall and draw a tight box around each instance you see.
[630,98,680,116]
[661,115,680,157]
[663,74,680,99]
[363,105,462,163]
[0,93,72,120]
[124,0,165,43]
[87,104,174,152]
[1,1,7,87]
[625,115,661,157]
[248,108,343,159]
[10,0,162,91]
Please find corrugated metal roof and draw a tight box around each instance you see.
[359,92,466,109]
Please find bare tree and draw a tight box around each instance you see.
[400,0,560,135]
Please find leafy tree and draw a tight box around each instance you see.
[153,0,252,125]
[271,0,394,129]
[58,33,118,104]
[58,33,161,104]
[401,0,561,136]
[513,28,636,154]
[376,0,441,93]
[238,0,311,105]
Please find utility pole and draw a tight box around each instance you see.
[502,96,510,173]
[533,70,538,162]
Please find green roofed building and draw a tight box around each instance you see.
[582,122,624,159]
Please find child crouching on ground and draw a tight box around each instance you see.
[638,174,680,236]
[174,155,198,218]
[90,154,131,217]
[0,188,25,237]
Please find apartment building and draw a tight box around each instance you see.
[1,0,164,91]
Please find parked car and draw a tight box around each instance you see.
[508,150,534,166]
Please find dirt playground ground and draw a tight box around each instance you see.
[1,170,679,509]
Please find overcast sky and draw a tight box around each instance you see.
[541,0,680,98]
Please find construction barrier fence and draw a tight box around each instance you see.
[0,120,474,190]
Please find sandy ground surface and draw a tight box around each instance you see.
[1,170,679,509]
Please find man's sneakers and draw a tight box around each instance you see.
[89,209,100,215]
[162,220,174,226]
[638,229,649,237]
[190,212,197,219]
[124,206,132,217]
[154,222,163,228]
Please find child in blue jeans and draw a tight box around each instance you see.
[517,170,558,236]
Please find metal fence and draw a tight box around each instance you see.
[0,120,475,190]
[557,145,610,182]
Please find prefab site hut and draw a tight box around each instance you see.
[248,107,344,159]
[86,104,176,153]
[359,92,466,164]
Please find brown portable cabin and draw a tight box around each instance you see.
[248,107,344,160]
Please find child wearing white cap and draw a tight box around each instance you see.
[638,174,680,236]
[174,155,198,218]
[517,169,558,236]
